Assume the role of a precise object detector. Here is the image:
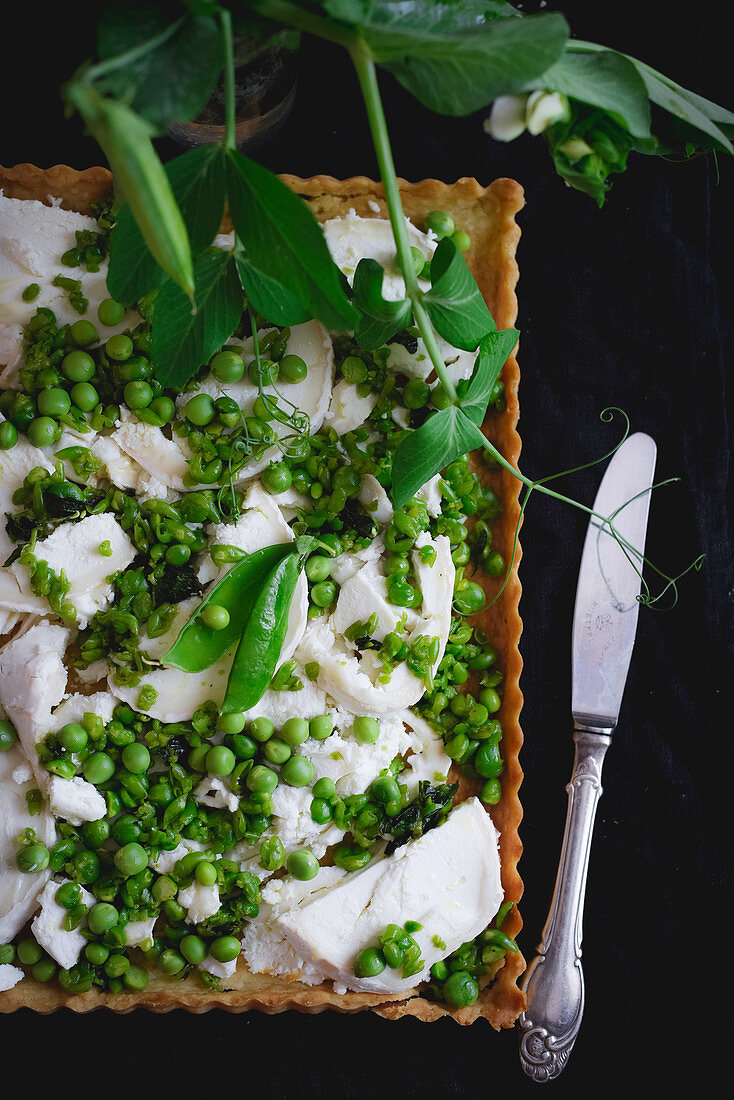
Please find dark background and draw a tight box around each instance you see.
[2,1,731,1092]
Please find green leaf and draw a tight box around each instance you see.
[226,149,358,332]
[390,405,486,509]
[352,258,413,349]
[631,61,734,154]
[235,254,311,326]
[534,49,652,139]
[95,3,222,132]
[461,328,519,425]
[363,6,569,116]
[151,247,244,388]
[423,238,496,351]
[108,143,228,305]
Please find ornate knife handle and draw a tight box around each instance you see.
[518,726,612,1081]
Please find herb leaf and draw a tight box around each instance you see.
[235,254,311,326]
[461,328,519,425]
[352,258,413,349]
[108,143,228,305]
[95,2,221,132]
[390,405,486,509]
[226,149,358,332]
[422,238,496,351]
[151,246,244,388]
[535,49,652,139]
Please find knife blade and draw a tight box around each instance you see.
[519,432,657,1082]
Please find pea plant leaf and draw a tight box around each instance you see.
[532,49,652,139]
[390,404,486,509]
[95,1,222,132]
[235,254,311,326]
[108,142,228,305]
[422,238,496,351]
[354,3,569,117]
[352,258,413,349]
[151,247,244,388]
[460,327,519,425]
[226,149,358,332]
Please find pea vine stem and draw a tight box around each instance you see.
[220,7,237,152]
[350,45,459,405]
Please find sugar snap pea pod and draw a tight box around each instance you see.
[64,83,195,300]
[162,543,292,674]
[220,549,302,716]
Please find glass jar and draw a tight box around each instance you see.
[168,30,300,150]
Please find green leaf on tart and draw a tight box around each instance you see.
[352,257,413,350]
[150,246,244,388]
[460,328,519,425]
[226,149,358,333]
[423,238,496,352]
[235,254,311,327]
[390,405,486,509]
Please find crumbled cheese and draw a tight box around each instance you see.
[32,878,95,970]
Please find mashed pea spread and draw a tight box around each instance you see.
[0,189,515,1007]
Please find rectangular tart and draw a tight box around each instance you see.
[0,163,525,1025]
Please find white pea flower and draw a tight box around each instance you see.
[483,94,530,142]
[525,90,569,134]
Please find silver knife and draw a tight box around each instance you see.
[518,431,657,1081]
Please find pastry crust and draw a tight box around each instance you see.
[0,163,525,1026]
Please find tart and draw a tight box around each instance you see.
[0,163,524,1025]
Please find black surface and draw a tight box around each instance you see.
[2,2,732,1092]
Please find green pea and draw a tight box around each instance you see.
[333,844,372,872]
[201,603,230,631]
[206,745,236,777]
[261,462,292,495]
[280,717,310,746]
[88,902,119,934]
[424,210,455,239]
[81,818,110,848]
[0,944,15,965]
[386,576,420,608]
[85,942,110,965]
[211,348,245,382]
[27,416,57,448]
[97,298,125,327]
[479,687,502,713]
[454,581,486,616]
[354,946,386,978]
[402,378,430,409]
[106,333,134,362]
[281,755,314,787]
[70,381,99,412]
[310,580,336,608]
[480,778,502,805]
[57,722,87,753]
[83,751,115,785]
[16,844,50,873]
[185,393,216,426]
[309,714,333,741]
[286,849,319,881]
[114,842,148,878]
[312,776,336,800]
[37,387,71,418]
[210,935,240,963]
[121,742,151,774]
[55,881,82,910]
[246,764,278,794]
[31,957,57,983]
[354,716,379,745]
[310,797,333,824]
[124,380,153,410]
[278,354,307,384]
[341,355,367,384]
[303,555,330,584]
[62,349,96,382]
[475,741,503,779]
[104,953,131,979]
[250,717,275,743]
[247,357,278,386]
[124,964,149,990]
[180,934,208,965]
[0,421,18,450]
[150,395,175,423]
[452,230,471,252]
[0,718,17,751]
[263,738,291,765]
[371,774,400,805]
[22,282,40,301]
[219,711,246,736]
[16,938,42,965]
[70,319,98,347]
[195,860,218,887]
[442,970,479,1008]
[69,849,99,884]
[158,950,185,976]
[164,542,191,568]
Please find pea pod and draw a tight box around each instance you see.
[219,549,302,716]
[65,83,195,300]
[162,543,292,673]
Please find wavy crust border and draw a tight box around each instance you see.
[0,164,525,1027]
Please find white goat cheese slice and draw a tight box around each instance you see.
[0,424,56,562]
[277,798,503,994]
[7,513,136,629]
[322,211,434,302]
[0,740,56,944]
[47,775,107,826]
[32,878,95,970]
[178,880,221,925]
[112,407,191,491]
[324,378,377,436]
[0,963,24,991]
[124,915,157,949]
[0,622,70,780]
